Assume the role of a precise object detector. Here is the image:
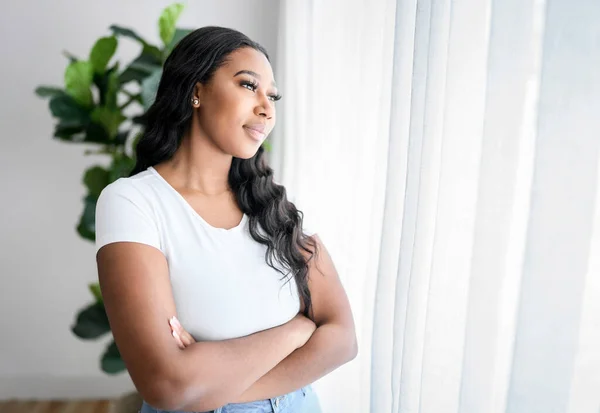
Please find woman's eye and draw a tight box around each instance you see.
[241,81,257,92]
[241,81,281,102]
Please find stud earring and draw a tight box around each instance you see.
[192,98,199,105]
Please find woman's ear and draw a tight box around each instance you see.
[191,82,203,107]
[194,82,206,101]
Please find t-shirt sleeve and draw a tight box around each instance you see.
[95,179,162,254]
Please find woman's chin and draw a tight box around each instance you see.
[232,145,262,159]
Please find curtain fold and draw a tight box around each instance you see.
[274,0,600,412]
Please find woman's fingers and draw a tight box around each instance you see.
[172,329,185,349]
[181,329,196,346]
[169,317,185,349]
[169,316,196,348]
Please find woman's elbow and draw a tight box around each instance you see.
[337,327,358,362]
[132,366,196,411]
[140,374,219,412]
[138,375,184,411]
[332,324,358,362]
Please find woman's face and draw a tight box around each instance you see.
[194,47,279,159]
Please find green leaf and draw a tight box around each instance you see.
[101,340,126,374]
[93,65,120,108]
[62,50,79,63]
[49,94,90,123]
[128,53,162,75]
[64,61,94,107]
[53,121,87,142]
[159,3,185,46]
[55,122,127,146]
[119,44,162,85]
[89,36,118,74]
[83,122,111,144]
[104,68,121,111]
[107,68,120,108]
[89,283,103,304]
[109,25,147,45]
[35,86,64,98]
[76,194,97,240]
[164,28,193,58]
[118,67,148,85]
[143,44,163,63]
[109,153,135,183]
[141,68,162,110]
[91,106,126,139]
[119,93,142,111]
[83,166,110,199]
[114,130,130,146]
[109,25,161,58]
[71,302,110,339]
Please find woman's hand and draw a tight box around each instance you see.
[168,313,317,350]
[169,316,196,349]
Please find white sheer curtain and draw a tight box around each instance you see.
[272,1,600,412]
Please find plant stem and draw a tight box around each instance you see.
[119,93,141,111]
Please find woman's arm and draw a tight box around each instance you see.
[177,322,356,408]
[97,242,315,412]
[231,322,356,403]
[171,234,358,406]
[232,234,358,402]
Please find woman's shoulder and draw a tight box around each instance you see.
[96,168,162,221]
[99,168,156,200]
[95,168,163,253]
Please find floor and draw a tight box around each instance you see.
[0,400,112,413]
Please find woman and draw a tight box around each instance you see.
[95,26,357,413]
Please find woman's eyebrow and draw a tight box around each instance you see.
[234,69,277,88]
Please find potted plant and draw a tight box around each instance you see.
[35,3,192,411]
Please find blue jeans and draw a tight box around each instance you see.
[140,384,322,413]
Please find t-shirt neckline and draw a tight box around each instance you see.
[147,166,247,233]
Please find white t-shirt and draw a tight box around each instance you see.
[95,166,313,341]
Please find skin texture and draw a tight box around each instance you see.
[96,47,358,412]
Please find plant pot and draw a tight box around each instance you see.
[108,391,143,413]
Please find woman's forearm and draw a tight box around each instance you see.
[164,320,301,411]
[231,322,357,403]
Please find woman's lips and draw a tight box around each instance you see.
[243,126,266,142]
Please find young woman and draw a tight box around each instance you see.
[95,26,357,413]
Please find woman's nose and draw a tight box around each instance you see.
[255,96,274,119]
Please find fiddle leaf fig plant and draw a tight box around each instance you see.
[35,3,193,374]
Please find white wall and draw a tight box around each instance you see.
[0,0,280,399]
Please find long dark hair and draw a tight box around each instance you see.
[129,26,318,319]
